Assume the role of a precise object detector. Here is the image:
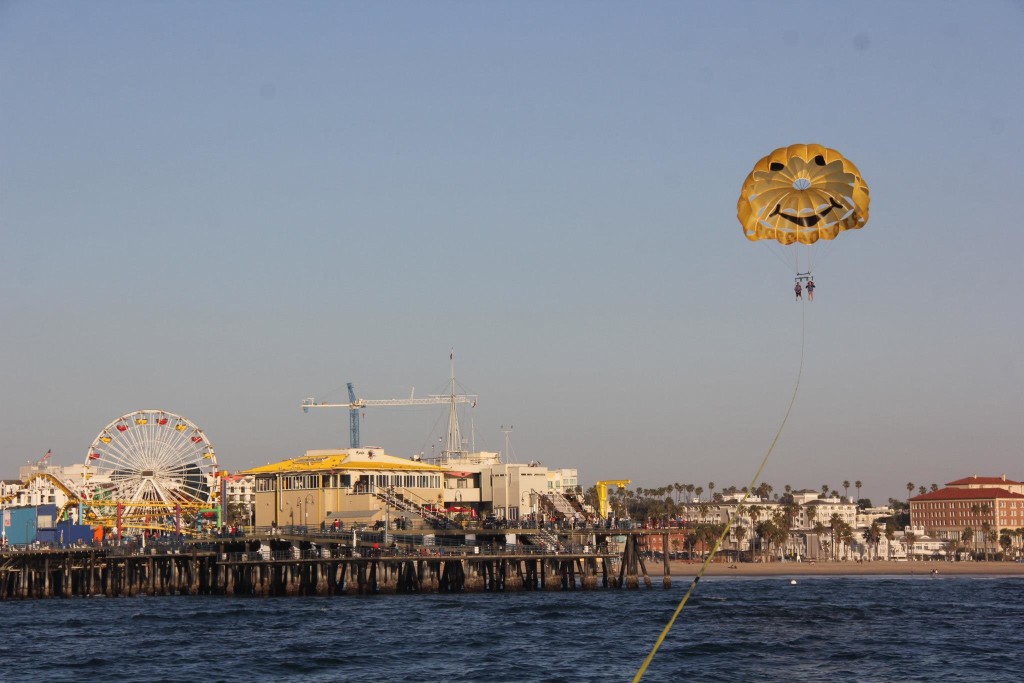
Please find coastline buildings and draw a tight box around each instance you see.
[1,422,1020,564]
[1,464,92,520]
[241,446,581,529]
[909,475,1024,543]
[243,447,446,528]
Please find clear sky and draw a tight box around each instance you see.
[2,1,1022,506]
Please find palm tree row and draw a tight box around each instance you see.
[588,478,883,523]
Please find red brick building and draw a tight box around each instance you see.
[909,475,1024,543]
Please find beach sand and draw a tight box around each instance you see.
[666,559,1024,577]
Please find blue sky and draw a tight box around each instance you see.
[2,1,1022,505]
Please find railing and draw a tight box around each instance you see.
[369,488,455,529]
[544,491,586,522]
[533,527,562,551]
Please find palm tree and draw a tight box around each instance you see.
[943,540,958,562]
[865,521,882,561]
[855,480,862,503]
[753,520,771,562]
[970,504,981,556]
[840,524,855,560]
[733,525,747,562]
[843,480,851,501]
[980,522,992,560]
[784,501,801,530]
[904,531,917,561]
[906,482,916,526]
[884,521,896,562]
[999,532,1012,560]
[772,522,790,562]
[961,527,974,560]
[748,506,762,555]
[827,514,839,560]
[813,521,828,560]
[708,482,715,502]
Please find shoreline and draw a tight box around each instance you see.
[667,559,1024,577]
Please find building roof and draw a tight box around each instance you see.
[807,498,852,506]
[241,448,445,475]
[910,487,1024,502]
[946,475,1022,486]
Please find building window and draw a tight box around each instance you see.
[282,474,319,490]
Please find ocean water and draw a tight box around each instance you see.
[1,575,1021,682]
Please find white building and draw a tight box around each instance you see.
[447,455,579,522]
[801,497,858,529]
[3,464,83,512]
[856,506,893,528]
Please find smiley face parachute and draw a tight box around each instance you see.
[737,144,870,278]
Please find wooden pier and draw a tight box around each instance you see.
[0,529,677,600]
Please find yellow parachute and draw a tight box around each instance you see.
[738,144,870,246]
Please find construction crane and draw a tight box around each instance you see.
[595,479,631,520]
[302,367,477,450]
[346,383,358,448]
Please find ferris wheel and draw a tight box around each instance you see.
[83,409,218,532]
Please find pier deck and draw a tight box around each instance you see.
[0,528,676,599]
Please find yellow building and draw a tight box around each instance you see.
[242,448,445,529]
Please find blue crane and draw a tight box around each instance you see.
[302,381,477,451]
[346,382,359,448]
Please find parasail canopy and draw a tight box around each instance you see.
[738,143,870,246]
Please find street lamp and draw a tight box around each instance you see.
[304,493,315,530]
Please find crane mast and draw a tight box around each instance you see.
[347,383,359,448]
[595,479,631,520]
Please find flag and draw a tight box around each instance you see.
[40,449,52,463]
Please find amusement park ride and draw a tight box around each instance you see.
[6,359,481,538]
[2,410,221,537]
[0,410,219,537]
[79,409,220,534]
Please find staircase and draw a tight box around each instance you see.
[540,490,586,523]
[533,526,562,551]
[373,490,452,529]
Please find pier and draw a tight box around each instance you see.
[0,527,679,599]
